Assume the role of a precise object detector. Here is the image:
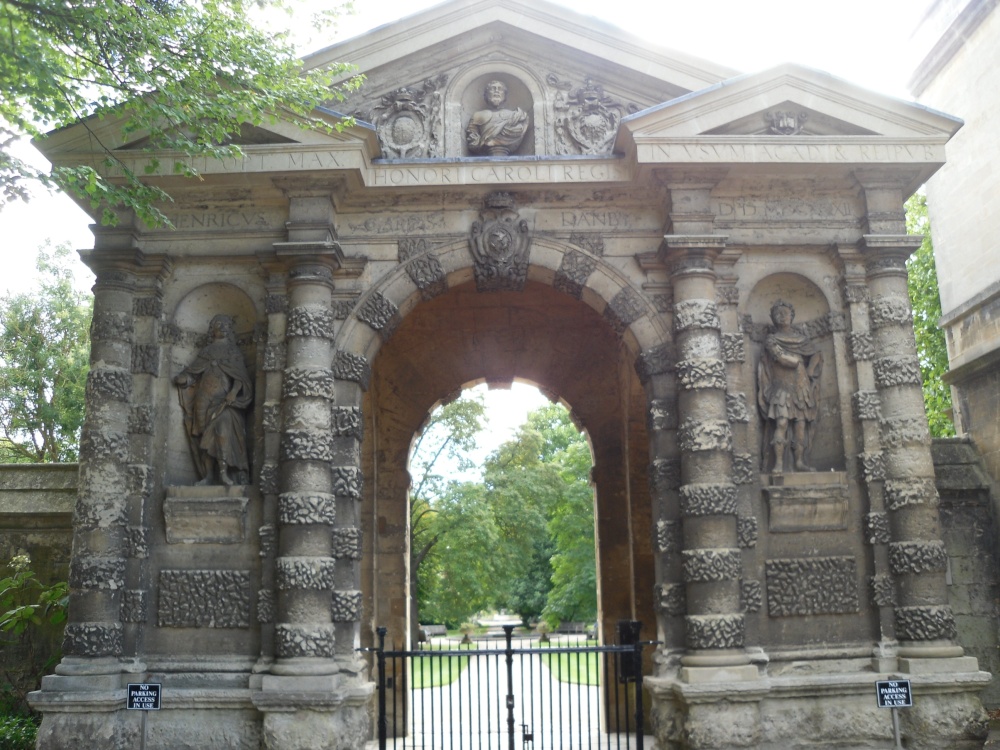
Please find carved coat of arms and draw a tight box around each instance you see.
[553,77,636,155]
[362,76,446,158]
[469,192,532,292]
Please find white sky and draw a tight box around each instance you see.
[1,0,930,451]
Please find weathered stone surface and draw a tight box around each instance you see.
[765,557,859,616]
[685,614,744,649]
[407,254,448,299]
[158,570,252,628]
[90,311,134,343]
[278,493,337,525]
[741,580,762,613]
[732,453,755,484]
[635,343,676,382]
[280,431,335,462]
[726,392,750,423]
[681,549,741,582]
[880,417,931,449]
[332,528,363,559]
[263,343,286,372]
[274,623,336,658]
[122,590,148,622]
[257,589,275,623]
[849,332,876,362]
[259,524,277,558]
[282,368,336,400]
[131,344,160,375]
[870,574,895,607]
[895,605,957,641]
[853,390,881,421]
[885,478,939,511]
[655,583,686,615]
[331,406,364,439]
[126,525,149,558]
[332,467,362,500]
[554,249,596,298]
[132,296,163,319]
[331,590,363,621]
[721,333,745,362]
[648,399,676,431]
[604,287,644,334]
[737,516,758,548]
[654,519,681,555]
[87,367,132,402]
[678,419,732,453]
[676,358,727,390]
[69,555,124,590]
[277,557,337,590]
[888,541,949,575]
[860,451,886,483]
[678,483,738,516]
[649,459,681,494]
[874,355,923,388]
[673,299,720,332]
[865,512,890,545]
[869,294,913,328]
[333,351,371,390]
[62,622,123,656]
[357,293,400,334]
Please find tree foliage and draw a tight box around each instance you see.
[1,0,360,226]
[0,246,92,462]
[413,400,597,630]
[905,193,955,437]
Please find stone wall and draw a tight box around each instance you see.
[0,464,76,584]
[935,438,1000,708]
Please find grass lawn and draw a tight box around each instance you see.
[410,645,471,688]
[535,641,600,686]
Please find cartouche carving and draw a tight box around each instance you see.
[553,77,633,155]
[469,192,531,292]
[362,76,446,158]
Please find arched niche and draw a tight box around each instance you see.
[445,64,543,157]
[746,272,844,473]
[165,283,260,486]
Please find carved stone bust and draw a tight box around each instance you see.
[465,80,530,156]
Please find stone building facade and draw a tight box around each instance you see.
[911,0,1000,482]
[26,0,992,747]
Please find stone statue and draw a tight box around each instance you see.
[174,314,252,486]
[465,80,529,156]
[757,300,822,474]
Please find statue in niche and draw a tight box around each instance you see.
[174,314,252,486]
[757,300,822,474]
[465,80,529,156]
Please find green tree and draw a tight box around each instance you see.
[409,396,488,630]
[1,0,360,226]
[0,246,92,462]
[905,193,955,437]
[483,404,596,627]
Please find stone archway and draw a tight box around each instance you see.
[358,277,655,654]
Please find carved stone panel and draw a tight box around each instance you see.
[764,473,849,532]
[552,77,635,155]
[765,557,859,616]
[685,614,744,649]
[361,76,447,158]
[469,193,531,292]
[157,570,252,628]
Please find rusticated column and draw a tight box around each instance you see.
[255,190,370,750]
[59,240,141,675]
[665,238,751,675]
[857,174,971,669]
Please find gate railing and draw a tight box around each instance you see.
[362,622,654,750]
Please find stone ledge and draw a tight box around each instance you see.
[763,472,849,532]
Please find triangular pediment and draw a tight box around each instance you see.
[619,63,963,141]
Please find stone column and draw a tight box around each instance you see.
[254,191,371,749]
[659,176,753,679]
[61,240,141,674]
[32,230,145,749]
[858,175,972,670]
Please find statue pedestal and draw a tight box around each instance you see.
[163,485,249,544]
[763,472,848,532]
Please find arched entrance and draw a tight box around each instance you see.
[357,274,655,652]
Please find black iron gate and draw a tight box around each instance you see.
[363,623,652,750]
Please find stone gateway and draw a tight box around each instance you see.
[27,0,990,748]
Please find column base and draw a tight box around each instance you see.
[648,658,990,750]
[681,664,760,683]
[253,675,373,750]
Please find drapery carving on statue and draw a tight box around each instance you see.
[174,314,252,486]
[469,192,532,292]
[757,300,822,474]
[466,80,529,156]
